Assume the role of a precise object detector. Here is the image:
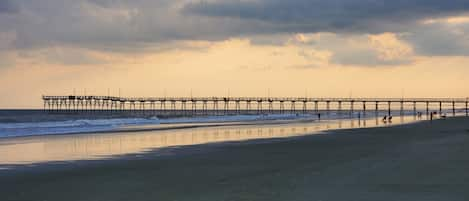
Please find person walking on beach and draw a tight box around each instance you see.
[383,115,387,123]
[317,113,321,120]
[388,115,393,123]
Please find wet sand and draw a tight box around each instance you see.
[1,117,469,201]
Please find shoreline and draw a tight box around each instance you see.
[1,117,468,200]
[0,115,431,166]
[0,112,430,140]
[0,118,319,140]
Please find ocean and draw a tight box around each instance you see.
[0,109,465,138]
[1,109,467,165]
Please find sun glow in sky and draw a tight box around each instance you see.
[1,0,469,108]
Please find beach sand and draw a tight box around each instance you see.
[1,117,469,201]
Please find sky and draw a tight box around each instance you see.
[0,0,469,108]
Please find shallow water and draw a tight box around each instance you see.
[2,109,465,138]
[0,113,442,166]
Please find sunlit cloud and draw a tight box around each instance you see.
[368,33,413,62]
[422,15,469,25]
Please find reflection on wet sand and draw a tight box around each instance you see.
[0,115,424,165]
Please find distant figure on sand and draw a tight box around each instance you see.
[382,115,387,123]
[317,113,321,120]
[388,115,393,122]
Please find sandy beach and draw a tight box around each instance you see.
[1,117,469,201]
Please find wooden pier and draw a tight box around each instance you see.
[42,95,469,117]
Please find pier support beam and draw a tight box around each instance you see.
[140,101,146,114]
[246,101,250,114]
[160,101,166,113]
[192,101,197,115]
[150,101,155,115]
[466,101,469,116]
[214,101,219,115]
[291,101,296,114]
[453,101,456,116]
[181,101,187,115]
[256,101,261,114]
[224,101,229,115]
[439,102,442,115]
[201,101,206,115]
[426,102,429,115]
[302,101,307,114]
[314,101,318,113]
[400,101,404,116]
[326,101,330,114]
[171,101,176,111]
[279,101,284,114]
[388,101,391,116]
[452,101,455,116]
[338,101,342,114]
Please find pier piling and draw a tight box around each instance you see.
[439,102,442,115]
[326,101,330,114]
[338,101,342,114]
[466,101,469,116]
[426,102,429,115]
[314,101,318,113]
[388,101,391,116]
[452,101,455,116]
[400,101,404,116]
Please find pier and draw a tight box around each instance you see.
[42,96,469,117]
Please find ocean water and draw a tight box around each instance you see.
[0,110,316,137]
[0,109,466,138]
[0,109,466,165]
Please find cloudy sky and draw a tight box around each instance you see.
[1,0,469,108]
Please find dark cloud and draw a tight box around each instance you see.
[0,0,469,67]
[0,0,18,14]
[184,0,469,33]
[403,22,469,56]
[2,0,262,52]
